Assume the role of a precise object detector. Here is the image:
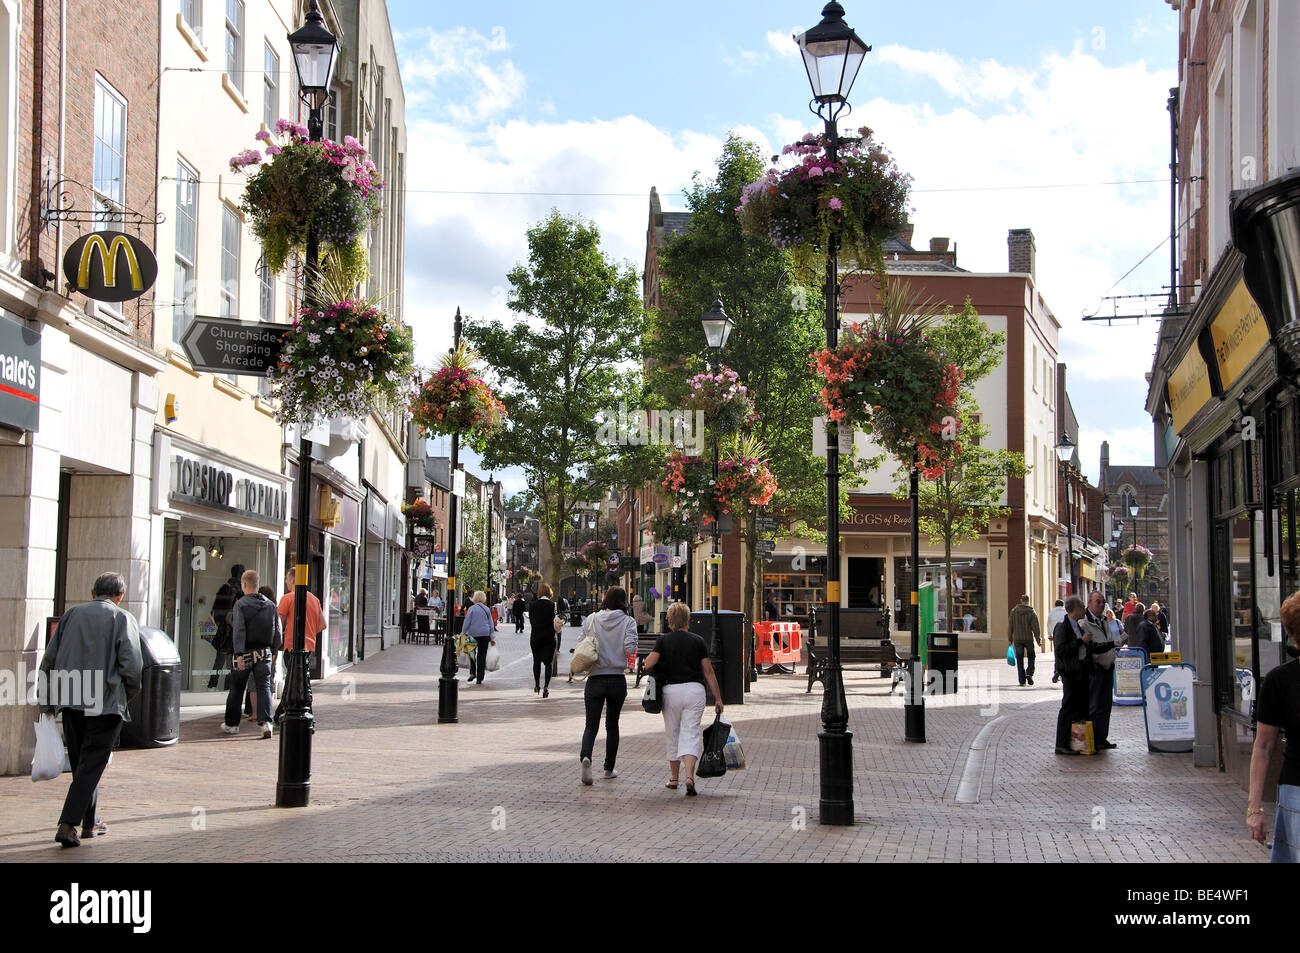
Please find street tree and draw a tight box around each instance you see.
[466,210,645,588]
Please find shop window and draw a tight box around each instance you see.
[892,557,988,633]
[762,555,825,624]
[326,538,354,668]
[363,540,381,634]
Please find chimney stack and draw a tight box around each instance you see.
[1100,440,1110,484]
[1008,228,1036,281]
[929,236,950,254]
[900,222,915,248]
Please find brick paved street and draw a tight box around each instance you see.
[0,623,1267,863]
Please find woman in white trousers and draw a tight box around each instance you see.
[644,602,723,797]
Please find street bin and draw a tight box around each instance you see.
[119,626,181,748]
[689,609,746,706]
[926,631,959,694]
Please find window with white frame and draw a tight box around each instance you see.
[93,76,126,220]
[225,0,244,94]
[173,159,199,343]
[220,204,239,319]
[1233,0,1262,187]
[181,0,201,39]
[1208,58,1229,260]
[263,43,278,129]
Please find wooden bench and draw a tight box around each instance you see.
[806,637,907,694]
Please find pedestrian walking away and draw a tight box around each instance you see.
[528,584,558,696]
[1007,594,1042,686]
[578,587,639,785]
[513,592,528,634]
[1247,591,1300,861]
[222,569,282,738]
[38,571,143,848]
[206,563,245,690]
[1084,590,1120,749]
[275,568,324,726]
[643,602,723,797]
[463,591,496,685]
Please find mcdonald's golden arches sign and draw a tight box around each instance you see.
[61,230,158,303]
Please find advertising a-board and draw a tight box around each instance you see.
[1140,663,1197,753]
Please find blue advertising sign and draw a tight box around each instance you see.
[432,552,447,565]
[1112,648,1146,706]
[1140,662,1197,753]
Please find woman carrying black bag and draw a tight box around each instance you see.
[643,602,722,797]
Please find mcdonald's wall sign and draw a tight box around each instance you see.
[61,230,158,303]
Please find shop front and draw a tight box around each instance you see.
[1156,218,1296,782]
[150,432,289,703]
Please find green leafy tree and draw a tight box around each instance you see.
[896,299,1028,627]
[457,495,500,597]
[466,211,645,589]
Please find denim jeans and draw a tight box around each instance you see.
[225,655,272,728]
[1013,641,1035,684]
[580,674,627,771]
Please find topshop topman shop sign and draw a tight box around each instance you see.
[168,450,288,527]
[0,310,40,433]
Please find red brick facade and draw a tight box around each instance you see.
[16,0,160,346]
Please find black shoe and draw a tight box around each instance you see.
[1027,676,1034,685]
[1098,740,1118,749]
[1051,673,1060,683]
[1055,747,1081,755]
[543,689,549,698]
[534,685,540,694]
[1019,681,1026,686]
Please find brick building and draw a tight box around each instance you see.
[1097,442,1170,609]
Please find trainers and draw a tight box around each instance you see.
[81,820,108,838]
[221,723,239,735]
[260,722,273,739]
[603,769,618,780]
[581,757,593,786]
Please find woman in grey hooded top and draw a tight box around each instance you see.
[578,587,640,785]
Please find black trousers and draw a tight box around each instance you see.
[531,637,556,689]
[473,636,492,683]
[1090,665,1115,743]
[225,656,272,728]
[59,710,123,828]
[1055,671,1091,749]
[1013,641,1035,683]
[580,675,627,771]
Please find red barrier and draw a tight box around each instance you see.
[754,621,802,669]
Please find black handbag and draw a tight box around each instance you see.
[641,668,663,714]
[697,712,730,778]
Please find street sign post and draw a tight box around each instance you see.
[180,316,287,376]
[755,515,778,533]
[754,540,775,555]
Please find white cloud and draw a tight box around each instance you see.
[873,44,1039,103]
[766,30,800,58]
[395,26,525,123]
[1078,426,1153,484]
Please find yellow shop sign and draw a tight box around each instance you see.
[1168,346,1212,433]
[1209,279,1270,391]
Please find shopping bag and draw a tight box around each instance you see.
[1006,645,1016,666]
[570,616,599,675]
[641,669,663,714]
[485,643,501,672]
[697,713,731,778]
[723,726,746,770]
[1070,720,1096,755]
[31,714,63,782]
[456,634,476,670]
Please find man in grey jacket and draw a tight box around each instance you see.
[223,569,281,738]
[39,571,143,848]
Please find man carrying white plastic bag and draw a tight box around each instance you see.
[37,571,142,848]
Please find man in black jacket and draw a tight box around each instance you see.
[222,569,281,738]
[1137,608,1166,659]
[207,564,244,689]
[1084,590,1120,749]
[512,593,528,633]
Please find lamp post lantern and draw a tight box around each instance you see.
[699,299,733,685]
[1129,500,1140,553]
[485,474,497,602]
[1056,432,1076,596]
[795,1,871,825]
[276,0,339,809]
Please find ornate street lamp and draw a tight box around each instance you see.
[485,474,497,602]
[1129,500,1140,553]
[795,1,870,826]
[699,299,733,689]
[438,309,465,724]
[276,0,339,809]
[1056,433,1076,595]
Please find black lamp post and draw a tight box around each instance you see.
[438,309,464,724]
[795,1,870,825]
[1056,432,1076,596]
[1129,500,1140,553]
[277,0,338,809]
[699,299,734,686]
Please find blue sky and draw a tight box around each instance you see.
[386,0,1178,491]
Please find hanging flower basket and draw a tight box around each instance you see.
[230,121,382,286]
[403,498,437,532]
[580,539,611,574]
[685,367,756,436]
[565,553,589,577]
[651,509,699,546]
[1122,544,1153,580]
[269,298,415,424]
[736,127,911,280]
[810,322,962,477]
[516,567,539,588]
[659,449,778,521]
[411,342,506,451]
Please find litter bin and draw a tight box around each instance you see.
[926,631,959,694]
[119,626,181,748]
[689,610,746,706]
